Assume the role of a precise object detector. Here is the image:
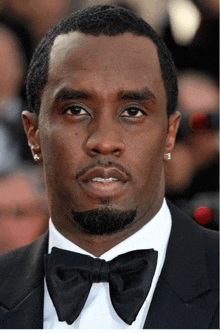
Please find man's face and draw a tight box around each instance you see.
[23,32,180,240]
[0,174,48,253]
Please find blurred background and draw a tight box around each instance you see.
[0,0,218,253]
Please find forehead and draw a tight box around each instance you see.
[46,31,165,102]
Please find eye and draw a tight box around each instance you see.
[64,105,89,116]
[120,107,146,118]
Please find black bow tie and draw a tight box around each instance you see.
[44,247,158,325]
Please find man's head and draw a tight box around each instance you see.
[23,5,180,252]
[26,5,178,118]
[0,168,49,253]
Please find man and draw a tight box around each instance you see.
[0,5,218,329]
[0,167,49,253]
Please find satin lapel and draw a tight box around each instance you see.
[143,275,217,329]
[0,232,48,329]
[144,202,218,329]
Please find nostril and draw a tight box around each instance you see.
[92,149,100,154]
[89,147,122,157]
[114,149,121,156]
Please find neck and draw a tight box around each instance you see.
[50,195,164,257]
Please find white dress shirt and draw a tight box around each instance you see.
[43,199,172,329]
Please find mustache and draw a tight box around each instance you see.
[75,161,132,180]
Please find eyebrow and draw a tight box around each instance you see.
[53,88,89,104]
[52,87,156,105]
[118,88,156,101]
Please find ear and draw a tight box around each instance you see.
[22,110,42,163]
[164,111,181,162]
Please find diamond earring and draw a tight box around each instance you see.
[34,154,41,162]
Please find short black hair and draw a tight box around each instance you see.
[26,5,178,117]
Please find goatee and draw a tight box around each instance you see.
[71,207,137,235]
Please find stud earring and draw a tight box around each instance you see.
[34,154,41,162]
[166,153,172,160]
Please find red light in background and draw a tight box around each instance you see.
[188,112,209,131]
[193,207,214,225]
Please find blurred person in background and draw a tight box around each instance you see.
[0,24,27,170]
[1,0,74,45]
[165,70,219,230]
[0,17,34,170]
[0,9,34,99]
[0,166,49,253]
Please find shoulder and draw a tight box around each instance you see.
[0,233,48,322]
[0,232,48,282]
[200,226,219,288]
[167,199,218,241]
[167,200,219,287]
[168,199,219,250]
[200,224,219,245]
[0,241,34,273]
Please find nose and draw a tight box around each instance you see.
[85,118,125,157]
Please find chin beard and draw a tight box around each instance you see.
[71,207,137,235]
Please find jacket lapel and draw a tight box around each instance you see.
[0,232,48,329]
[144,202,218,329]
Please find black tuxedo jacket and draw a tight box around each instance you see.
[0,202,219,329]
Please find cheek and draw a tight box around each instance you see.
[125,128,167,206]
[40,124,83,171]
[40,128,82,204]
[127,125,167,176]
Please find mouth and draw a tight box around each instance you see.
[78,167,130,199]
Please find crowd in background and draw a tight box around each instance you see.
[0,0,218,253]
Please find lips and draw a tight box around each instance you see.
[77,167,131,198]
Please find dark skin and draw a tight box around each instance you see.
[23,32,180,257]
